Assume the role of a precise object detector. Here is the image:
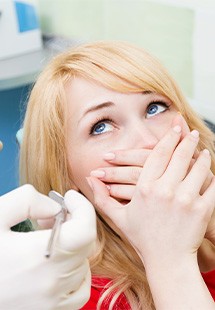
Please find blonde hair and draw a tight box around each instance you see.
[20,41,215,309]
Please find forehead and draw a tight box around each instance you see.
[64,76,175,124]
[65,77,113,102]
[65,77,133,113]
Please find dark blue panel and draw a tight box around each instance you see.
[0,85,30,195]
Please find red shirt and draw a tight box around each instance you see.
[81,270,215,309]
[202,270,215,301]
[81,277,130,310]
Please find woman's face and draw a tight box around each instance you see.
[66,77,189,202]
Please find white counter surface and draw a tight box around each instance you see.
[0,47,56,90]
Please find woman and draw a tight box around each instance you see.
[20,41,215,309]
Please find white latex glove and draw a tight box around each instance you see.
[0,185,96,310]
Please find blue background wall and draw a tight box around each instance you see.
[0,85,29,195]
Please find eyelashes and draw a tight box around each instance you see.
[88,100,171,136]
[148,100,170,109]
[89,117,114,135]
[146,101,170,117]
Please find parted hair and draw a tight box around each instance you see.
[20,41,215,309]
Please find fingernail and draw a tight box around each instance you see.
[173,125,182,133]
[203,149,210,156]
[103,152,115,160]
[90,170,105,178]
[190,130,199,138]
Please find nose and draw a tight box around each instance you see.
[121,121,159,150]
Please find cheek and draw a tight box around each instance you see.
[180,116,190,137]
[151,112,190,141]
[67,146,107,198]
[148,113,174,140]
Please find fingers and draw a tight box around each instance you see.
[138,125,182,183]
[0,185,61,230]
[57,267,91,310]
[182,157,214,196]
[90,166,141,184]
[37,218,55,229]
[103,148,151,166]
[200,170,214,195]
[161,130,200,186]
[179,150,211,197]
[64,190,95,220]
[87,177,125,227]
[198,176,215,218]
[108,184,135,201]
[91,148,150,185]
[58,259,90,294]
[59,190,97,250]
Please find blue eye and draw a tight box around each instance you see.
[146,102,169,118]
[91,119,114,135]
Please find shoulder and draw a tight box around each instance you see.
[80,277,131,309]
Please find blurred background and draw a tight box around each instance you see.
[0,0,215,194]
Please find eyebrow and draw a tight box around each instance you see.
[144,90,153,95]
[79,91,153,123]
[79,101,115,124]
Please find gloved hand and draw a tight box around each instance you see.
[0,185,96,310]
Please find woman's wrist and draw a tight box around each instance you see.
[144,255,215,309]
